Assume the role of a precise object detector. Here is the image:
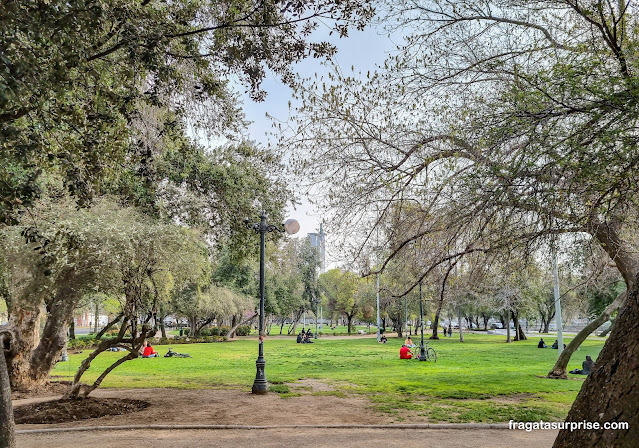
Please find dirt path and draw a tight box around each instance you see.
[17,427,559,448]
[13,384,558,447]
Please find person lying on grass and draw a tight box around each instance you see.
[399,344,413,359]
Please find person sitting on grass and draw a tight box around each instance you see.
[570,356,595,375]
[141,341,158,358]
[379,334,387,344]
[303,331,314,343]
[538,338,547,348]
[297,331,304,343]
[138,340,147,356]
[399,344,413,359]
[404,336,415,348]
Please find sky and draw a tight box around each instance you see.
[236,23,399,267]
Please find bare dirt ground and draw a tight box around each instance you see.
[18,427,559,448]
[13,380,559,448]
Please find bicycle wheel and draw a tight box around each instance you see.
[427,347,437,362]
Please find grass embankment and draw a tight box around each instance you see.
[52,333,603,423]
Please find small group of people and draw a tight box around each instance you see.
[441,325,452,337]
[139,340,158,358]
[537,338,566,350]
[538,338,594,375]
[296,328,314,344]
[399,336,417,359]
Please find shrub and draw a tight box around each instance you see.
[235,325,251,336]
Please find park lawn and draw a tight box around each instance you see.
[51,333,604,423]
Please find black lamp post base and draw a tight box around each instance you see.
[252,380,268,394]
[252,346,268,394]
[417,345,427,361]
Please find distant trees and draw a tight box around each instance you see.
[319,269,360,334]
[172,284,254,338]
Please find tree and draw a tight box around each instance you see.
[0,198,208,395]
[0,0,374,223]
[288,2,639,445]
[172,284,253,337]
[65,203,208,399]
[319,269,359,334]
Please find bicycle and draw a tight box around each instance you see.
[164,348,192,358]
[414,342,437,362]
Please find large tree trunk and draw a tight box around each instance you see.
[548,291,626,379]
[513,312,527,341]
[506,311,511,343]
[5,305,41,391]
[346,313,354,335]
[554,224,639,447]
[553,278,639,447]
[430,297,444,340]
[160,319,167,339]
[0,343,16,448]
[28,286,82,386]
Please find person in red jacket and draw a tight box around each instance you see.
[399,345,413,359]
[140,340,158,358]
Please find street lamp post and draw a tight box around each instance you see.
[245,213,299,394]
[418,280,427,361]
[313,297,320,339]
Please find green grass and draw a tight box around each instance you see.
[52,333,603,423]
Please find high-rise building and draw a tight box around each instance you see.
[307,222,325,274]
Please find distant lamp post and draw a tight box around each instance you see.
[313,296,321,339]
[245,212,299,394]
[417,280,427,361]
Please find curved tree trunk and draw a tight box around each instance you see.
[553,279,639,447]
[96,312,123,339]
[548,291,626,379]
[225,313,257,339]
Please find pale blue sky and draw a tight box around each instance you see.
[237,24,399,265]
